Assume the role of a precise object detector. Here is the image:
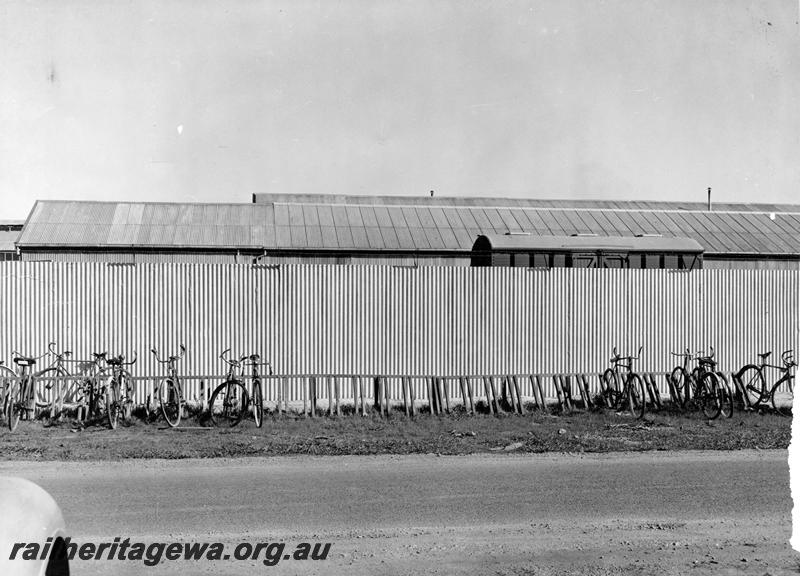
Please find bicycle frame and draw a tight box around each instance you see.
[150,345,186,427]
[104,352,137,429]
[736,350,795,413]
[601,346,646,418]
[6,347,52,430]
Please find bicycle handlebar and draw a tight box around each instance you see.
[151,344,186,364]
[610,345,643,363]
[670,348,693,358]
[219,348,247,367]
[48,342,72,359]
[11,348,51,362]
[108,351,137,366]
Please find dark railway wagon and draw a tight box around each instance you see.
[471,234,704,270]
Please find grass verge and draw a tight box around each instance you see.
[0,403,789,460]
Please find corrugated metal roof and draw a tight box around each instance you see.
[15,198,800,256]
[254,193,800,214]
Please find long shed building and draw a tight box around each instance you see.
[14,195,800,269]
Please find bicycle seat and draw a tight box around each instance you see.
[13,356,36,367]
[249,354,260,361]
[758,351,772,360]
[92,352,106,359]
[106,357,123,366]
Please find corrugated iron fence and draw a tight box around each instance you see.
[0,262,797,402]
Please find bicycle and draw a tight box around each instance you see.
[73,352,111,422]
[205,349,253,427]
[0,360,17,424]
[691,349,733,419]
[735,350,795,416]
[148,345,186,427]
[243,354,272,428]
[599,346,646,419]
[5,348,51,431]
[35,343,76,421]
[669,348,730,419]
[104,352,137,429]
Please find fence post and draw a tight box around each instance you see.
[379,377,388,416]
[512,375,523,414]
[373,377,381,411]
[527,375,539,411]
[351,376,358,416]
[482,377,494,415]
[580,374,593,409]
[309,376,317,418]
[553,375,564,411]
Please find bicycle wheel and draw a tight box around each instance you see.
[159,378,182,427]
[669,367,689,408]
[252,378,263,428]
[716,372,734,419]
[698,372,722,420]
[771,377,794,417]
[5,379,23,432]
[600,369,618,408]
[626,373,646,419]
[736,365,765,408]
[120,371,134,422]
[106,378,120,429]
[35,367,69,421]
[0,366,16,421]
[208,380,249,427]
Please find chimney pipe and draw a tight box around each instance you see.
[707,187,712,211]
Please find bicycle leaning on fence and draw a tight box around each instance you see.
[0,359,18,425]
[734,350,795,416]
[204,349,261,427]
[36,342,76,422]
[668,348,730,420]
[147,345,186,427]
[243,354,272,428]
[4,348,51,431]
[599,346,646,419]
[689,348,733,419]
[104,352,137,429]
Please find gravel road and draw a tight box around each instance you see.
[0,450,794,575]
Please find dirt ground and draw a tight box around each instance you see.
[0,451,795,575]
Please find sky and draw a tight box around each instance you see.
[0,0,798,220]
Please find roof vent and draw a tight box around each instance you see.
[570,233,597,237]
[504,231,531,236]
[635,233,663,238]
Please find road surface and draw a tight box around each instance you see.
[0,450,794,575]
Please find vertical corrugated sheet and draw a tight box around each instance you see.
[0,263,797,402]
